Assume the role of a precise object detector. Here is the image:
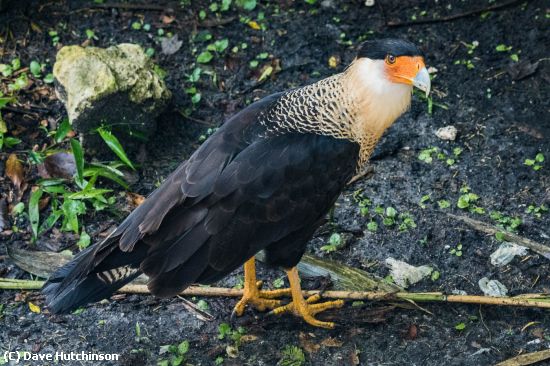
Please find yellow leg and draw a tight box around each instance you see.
[232,257,291,316]
[269,267,344,329]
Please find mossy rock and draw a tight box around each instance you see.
[53,43,171,155]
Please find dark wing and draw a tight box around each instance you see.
[142,133,360,296]
[42,92,359,312]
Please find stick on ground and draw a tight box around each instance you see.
[2,278,549,310]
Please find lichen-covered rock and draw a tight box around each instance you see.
[53,44,171,154]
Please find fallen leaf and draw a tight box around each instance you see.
[44,152,76,179]
[161,14,175,24]
[320,337,343,347]
[28,302,41,313]
[299,332,320,354]
[248,20,261,30]
[328,55,339,68]
[126,192,145,209]
[507,60,539,81]
[161,34,183,55]
[404,324,418,340]
[6,153,25,191]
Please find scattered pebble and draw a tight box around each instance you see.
[364,0,375,6]
[385,258,432,288]
[478,277,508,297]
[452,289,468,295]
[490,243,528,267]
[435,125,458,141]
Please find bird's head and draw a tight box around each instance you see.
[343,39,430,136]
[354,38,430,96]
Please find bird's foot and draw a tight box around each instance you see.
[268,294,344,329]
[232,281,291,317]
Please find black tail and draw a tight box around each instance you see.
[42,240,147,313]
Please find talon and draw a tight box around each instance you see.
[232,258,289,317]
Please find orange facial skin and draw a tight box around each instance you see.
[384,55,426,85]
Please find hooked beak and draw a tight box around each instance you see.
[413,67,431,97]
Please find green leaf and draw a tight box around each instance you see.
[495,44,511,52]
[55,118,72,142]
[367,220,378,232]
[70,138,85,184]
[30,60,41,77]
[177,340,190,355]
[84,166,129,190]
[11,58,21,70]
[438,200,451,209]
[42,72,55,84]
[214,39,229,52]
[97,128,135,170]
[535,153,544,163]
[68,188,113,200]
[385,206,397,218]
[196,51,213,64]
[328,233,342,246]
[77,230,91,250]
[235,0,256,10]
[218,323,231,339]
[431,270,440,281]
[455,322,466,330]
[29,188,43,241]
[61,198,86,233]
[0,96,14,109]
[12,202,25,215]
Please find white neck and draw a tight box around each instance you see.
[343,58,412,139]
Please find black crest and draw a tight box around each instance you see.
[357,39,423,60]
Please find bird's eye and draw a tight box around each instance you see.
[386,54,396,64]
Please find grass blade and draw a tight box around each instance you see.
[54,118,72,143]
[29,188,43,242]
[70,138,84,184]
[97,128,135,170]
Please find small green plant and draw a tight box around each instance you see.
[525,204,548,218]
[279,345,305,366]
[352,189,371,216]
[218,323,247,357]
[235,0,257,11]
[495,44,519,62]
[454,59,475,70]
[456,186,484,214]
[158,340,190,366]
[419,194,430,209]
[464,41,479,54]
[438,200,451,209]
[418,146,461,166]
[398,213,417,231]
[490,211,522,232]
[449,243,463,257]
[367,220,378,232]
[49,30,60,46]
[431,270,440,281]
[196,299,209,311]
[320,232,344,253]
[455,322,466,331]
[524,153,544,171]
[272,277,285,288]
[85,29,98,40]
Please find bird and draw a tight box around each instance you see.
[42,38,430,328]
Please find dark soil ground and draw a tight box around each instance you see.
[1,0,549,365]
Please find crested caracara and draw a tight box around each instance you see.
[43,39,430,328]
